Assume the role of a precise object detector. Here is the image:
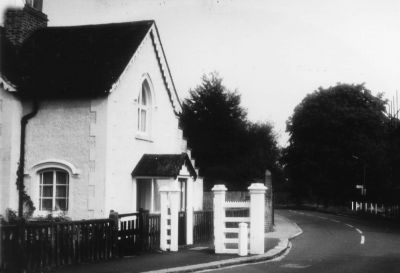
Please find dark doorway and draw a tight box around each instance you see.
[178,178,187,245]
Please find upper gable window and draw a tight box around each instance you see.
[137,79,152,134]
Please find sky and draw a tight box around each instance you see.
[2,0,400,146]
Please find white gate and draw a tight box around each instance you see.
[213,183,267,255]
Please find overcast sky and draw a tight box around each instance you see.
[2,0,400,146]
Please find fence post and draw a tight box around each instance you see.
[139,209,150,251]
[159,187,169,251]
[169,184,180,252]
[18,222,27,273]
[238,223,248,256]
[186,177,194,245]
[212,184,227,254]
[109,210,119,257]
[264,169,273,232]
[248,183,267,255]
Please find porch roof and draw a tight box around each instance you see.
[131,153,197,179]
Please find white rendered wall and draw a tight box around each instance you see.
[105,28,184,215]
[24,99,99,220]
[0,87,22,216]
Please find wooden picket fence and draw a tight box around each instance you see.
[117,211,160,256]
[0,211,161,273]
[0,209,216,272]
[193,210,213,244]
[0,219,116,273]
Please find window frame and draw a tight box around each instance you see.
[137,79,152,136]
[136,178,160,213]
[38,168,70,212]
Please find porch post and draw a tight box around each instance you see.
[212,184,227,254]
[169,184,180,252]
[186,177,194,245]
[248,183,267,255]
[159,187,169,251]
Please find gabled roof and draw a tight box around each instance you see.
[15,21,153,99]
[132,153,197,179]
[1,19,182,113]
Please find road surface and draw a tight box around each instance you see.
[207,209,400,273]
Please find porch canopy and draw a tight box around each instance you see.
[131,153,197,179]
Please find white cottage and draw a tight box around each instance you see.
[0,2,203,220]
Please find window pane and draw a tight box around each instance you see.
[56,186,67,197]
[56,171,68,185]
[141,86,147,105]
[41,199,52,211]
[42,186,53,197]
[39,169,69,212]
[178,178,187,211]
[153,180,160,212]
[141,110,146,132]
[137,108,140,130]
[55,199,67,211]
[137,179,152,211]
[42,172,53,184]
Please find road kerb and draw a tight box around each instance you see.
[141,240,289,273]
[141,217,304,273]
[289,222,303,240]
[141,229,303,273]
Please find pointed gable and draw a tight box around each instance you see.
[132,153,197,179]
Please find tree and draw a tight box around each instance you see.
[283,84,389,205]
[386,116,400,203]
[180,73,280,190]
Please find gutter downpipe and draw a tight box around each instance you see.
[17,100,39,218]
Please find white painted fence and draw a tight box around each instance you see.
[212,183,267,255]
[351,201,400,218]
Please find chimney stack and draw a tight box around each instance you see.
[4,0,48,47]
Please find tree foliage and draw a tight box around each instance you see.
[180,73,280,190]
[386,117,400,201]
[283,84,391,204]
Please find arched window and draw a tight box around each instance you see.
[39,168,69,211]
[137,80,152,134]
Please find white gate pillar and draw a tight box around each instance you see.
[248,183,267,254]
[159,187,169,251]
[212,184,227,254]
[186,177,194,245]
[169,184,180,252]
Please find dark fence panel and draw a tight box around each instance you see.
[1,219,116,273]
[0,211,160,272]
[0,225,20,272]
[193,211,213,244]
[147,214,160,250]
[117,211,160,256]
[117,213,140,256]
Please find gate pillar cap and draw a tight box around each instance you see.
[211,184,227,192]
[248,183,267,193]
